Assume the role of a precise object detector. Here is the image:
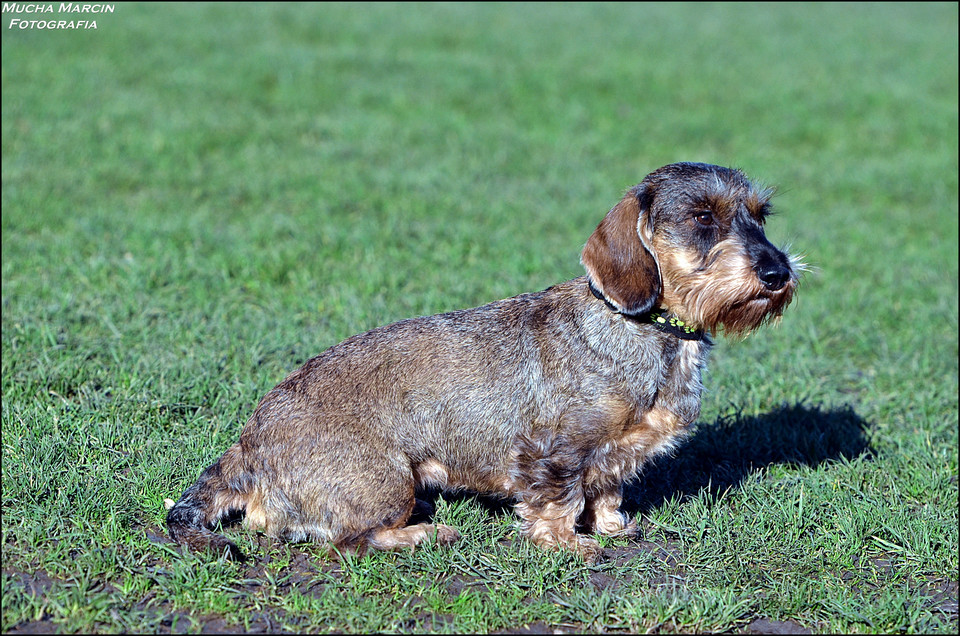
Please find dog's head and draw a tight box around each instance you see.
[581,162,801,335]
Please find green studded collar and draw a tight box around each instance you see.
[645,309,706,341]
[588,280,707,341]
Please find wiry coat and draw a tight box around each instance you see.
[167,162,798,561]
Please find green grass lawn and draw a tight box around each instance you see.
[2,2,957,633]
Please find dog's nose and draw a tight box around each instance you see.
[757,264,791,291]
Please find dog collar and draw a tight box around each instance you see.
[645,309,706,341]
[588,280,706,341]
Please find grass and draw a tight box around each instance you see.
[2,2,957,633]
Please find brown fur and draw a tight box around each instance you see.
[166,162,800,562]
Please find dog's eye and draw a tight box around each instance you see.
[694,212,715,227]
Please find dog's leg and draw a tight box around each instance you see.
[228,408,465,556]
[515,497,605,562]
[368,522,461,550]
[510,428,605,562]
[321,456,462,554]
[582,489,638,537]
[515,496,603,561]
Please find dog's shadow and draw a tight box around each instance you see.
[622,403,873,515]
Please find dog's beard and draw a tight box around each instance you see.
[660,241,798,337]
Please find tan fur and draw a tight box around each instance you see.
[584,490,636,536]
[414,458,451,489]
[166,162,800,563]
[657,239,793,335]
[369,523,461,550]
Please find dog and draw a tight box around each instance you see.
[166,162,800,562]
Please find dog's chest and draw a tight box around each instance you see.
[617,332,708,418]
[663,338,709,411]
[593,337,708,472]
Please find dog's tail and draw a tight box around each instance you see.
[165,446,248,561]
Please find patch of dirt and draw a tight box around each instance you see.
[3,568,61,634]
[438,573,473,598]
[742,618,812,634]
[191,612,285,634]
[588,571,619,591]
[4,568,58,598]
[393,612,454,632]
[5,619,61,635]
[920,578,959,620]
[4,573,291,635]
[496,621,570,634]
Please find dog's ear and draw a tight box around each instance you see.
[580,185,661,315]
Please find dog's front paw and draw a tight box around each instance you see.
[590,510,639,538]
[604,516,639,538]
[575,536,606,564]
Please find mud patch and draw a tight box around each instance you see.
[743,618,811,634]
